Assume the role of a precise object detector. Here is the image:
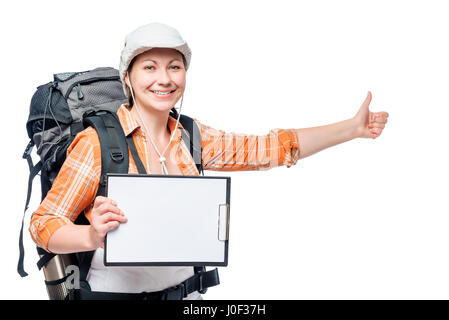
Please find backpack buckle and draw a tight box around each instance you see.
[82,110,96,119]
[110,150,124,162]
[23,140,34,159]
[198,273,208,294]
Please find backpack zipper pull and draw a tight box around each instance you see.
[76,83,84,100]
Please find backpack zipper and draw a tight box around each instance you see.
[76,83,84,100]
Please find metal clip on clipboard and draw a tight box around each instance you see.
[218,203,230,241]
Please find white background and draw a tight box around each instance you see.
[1,0,448,299]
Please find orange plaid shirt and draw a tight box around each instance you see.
[29,103,300,251]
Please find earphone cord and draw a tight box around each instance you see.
[128,77,183,175]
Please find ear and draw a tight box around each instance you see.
[123,71,130,87]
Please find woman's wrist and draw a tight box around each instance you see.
[351,116,364,139]
[87,225,102,251]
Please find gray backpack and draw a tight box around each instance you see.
[19,67,208,300]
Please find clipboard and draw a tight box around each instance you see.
[104,174,231,267]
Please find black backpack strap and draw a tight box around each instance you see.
[179,115,203,175]
[71,266,219,300]
[82,115,111,197]
[194,266,214,294]
[83,111,129,196]
[36,247,56,270]
[77,251,96,283]
[18,140,43,277]
[126,135,147,174]
[100,112,130,177]
[73,111,130,282]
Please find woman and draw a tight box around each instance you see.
[29,22,389,300]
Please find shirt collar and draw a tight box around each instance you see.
[117,103,184,142]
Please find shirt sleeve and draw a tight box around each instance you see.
[193,118,301,171]
[28,127,102,252]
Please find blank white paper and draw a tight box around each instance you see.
[105,175,229,265]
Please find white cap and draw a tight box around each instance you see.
[119,22,192,99]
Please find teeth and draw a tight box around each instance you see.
[152,90,173,95]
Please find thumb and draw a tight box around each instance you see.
[355,91,372,122]
[361,91,372,109]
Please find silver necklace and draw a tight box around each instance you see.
[134,102,182,175]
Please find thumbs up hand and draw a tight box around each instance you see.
[353,91,389,139]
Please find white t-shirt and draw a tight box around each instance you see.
[86,247,202,300]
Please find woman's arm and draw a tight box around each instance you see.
[29,128,100,253]
[195,119,300,171]
[47,196,127,254]
[194,92,388,171]
[47,224,95,254]
[29,128,125,254]
[295,118,357,159]
[295,91,389,159]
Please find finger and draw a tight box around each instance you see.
[370,127,383,136]
[97,220,121,236]
[104,221,120,232]
[375,112,389,121]
[374,118,388,124]
[93,196,108,208]
[94,196,117,209]
[368,122,385,129]
[96,203,122,216]
[101,212,128,224]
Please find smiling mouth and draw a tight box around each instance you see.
[150,89,176,96]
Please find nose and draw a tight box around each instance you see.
[156,68,172,86]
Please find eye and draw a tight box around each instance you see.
[170,65,181,70]
[145,66,155,70]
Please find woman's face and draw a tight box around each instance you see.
[125,47,186,113]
